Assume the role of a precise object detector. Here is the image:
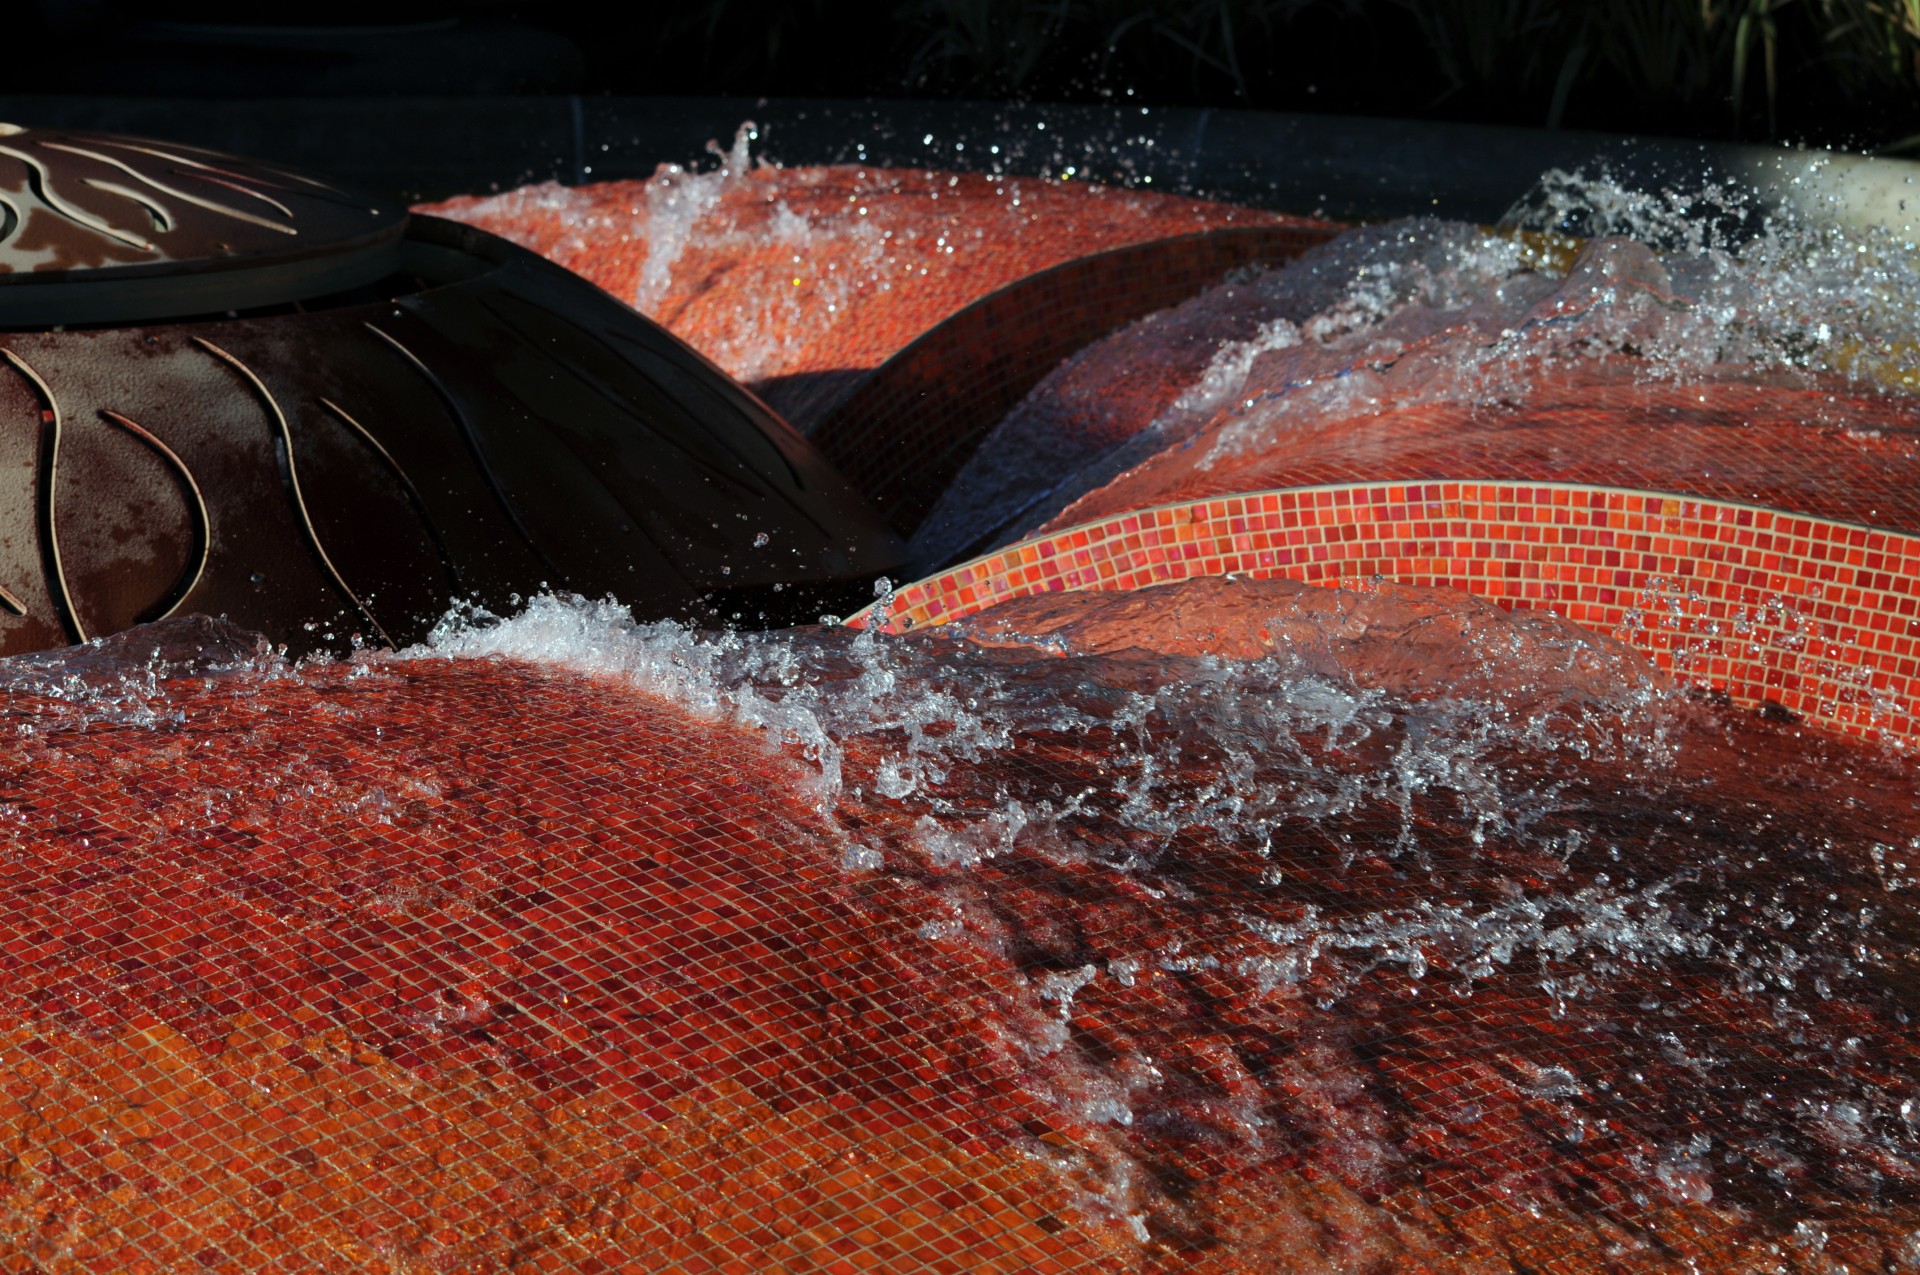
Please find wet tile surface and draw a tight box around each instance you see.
[2,171,1917,1274]
[866,479,1920,747]
[0,623,1915,1271]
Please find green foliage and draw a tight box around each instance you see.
[1390,0,1788,129]
[890,0,1920,143]
[594,0,1920,145]
[1820,0,1920,146]
[898,0,1323,100]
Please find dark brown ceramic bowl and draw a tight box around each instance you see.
[0,123,907,655]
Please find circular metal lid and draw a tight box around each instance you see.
[0,123,407,326]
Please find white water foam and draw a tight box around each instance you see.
[390,577,1919,1244]
[396,164,1920,1252]
[912,172,1920,567]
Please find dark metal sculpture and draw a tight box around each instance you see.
[0,124,908,655]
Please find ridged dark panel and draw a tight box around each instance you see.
[0,213,909,656]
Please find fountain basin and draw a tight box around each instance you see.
[1,114,1918,1273]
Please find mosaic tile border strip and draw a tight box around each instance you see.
[850,481,1920,748]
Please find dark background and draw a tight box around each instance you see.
[13,0,1920,151]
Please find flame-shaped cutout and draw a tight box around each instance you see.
[45,403,205,638]
[98,411,209,625]
[0,143,152,255]
[0,126,400,285]
[42,143,296,238]
[0,347,82,641]
[193,336,392,646]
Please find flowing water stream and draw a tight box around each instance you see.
[3,136,1920,1271]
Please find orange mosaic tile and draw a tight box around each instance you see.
[421,164,1323,430]
[1038,363,1920,542]
[857,481,1920,748]
[807,224,1338,535]
[3,606,1919,1271]
[0,655,1125,1274]
[3,161,1917,1275]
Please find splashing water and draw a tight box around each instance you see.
[914,171,1920,565]
[424,126,1292,406]
[5,155,1920,1271]
[410,161,1920,1262]
[399,577,1920,1263]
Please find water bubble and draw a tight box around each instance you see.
[1793,1219,1830,1253]
[840,844,884,871]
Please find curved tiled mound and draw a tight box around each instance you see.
[6,608,1920,1272]
[421,156,1316,426]
[0,653,1116,1272]
[858,482,1920,747]
[1036,364,1920,542]
[808,224,1339,535]
[841,230,1920,750]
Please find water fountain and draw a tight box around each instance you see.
[1,118,1918,1273]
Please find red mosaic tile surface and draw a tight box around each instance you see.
[860,481,1920,748]
[0,656,1119,1273]
[1,620,1917,1270]
[1039,361,1920,540]
[1,165,1913,1274]
[421,166,1317,428]
[808,224,1339,535]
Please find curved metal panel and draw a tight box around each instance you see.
[0,209,909,657]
